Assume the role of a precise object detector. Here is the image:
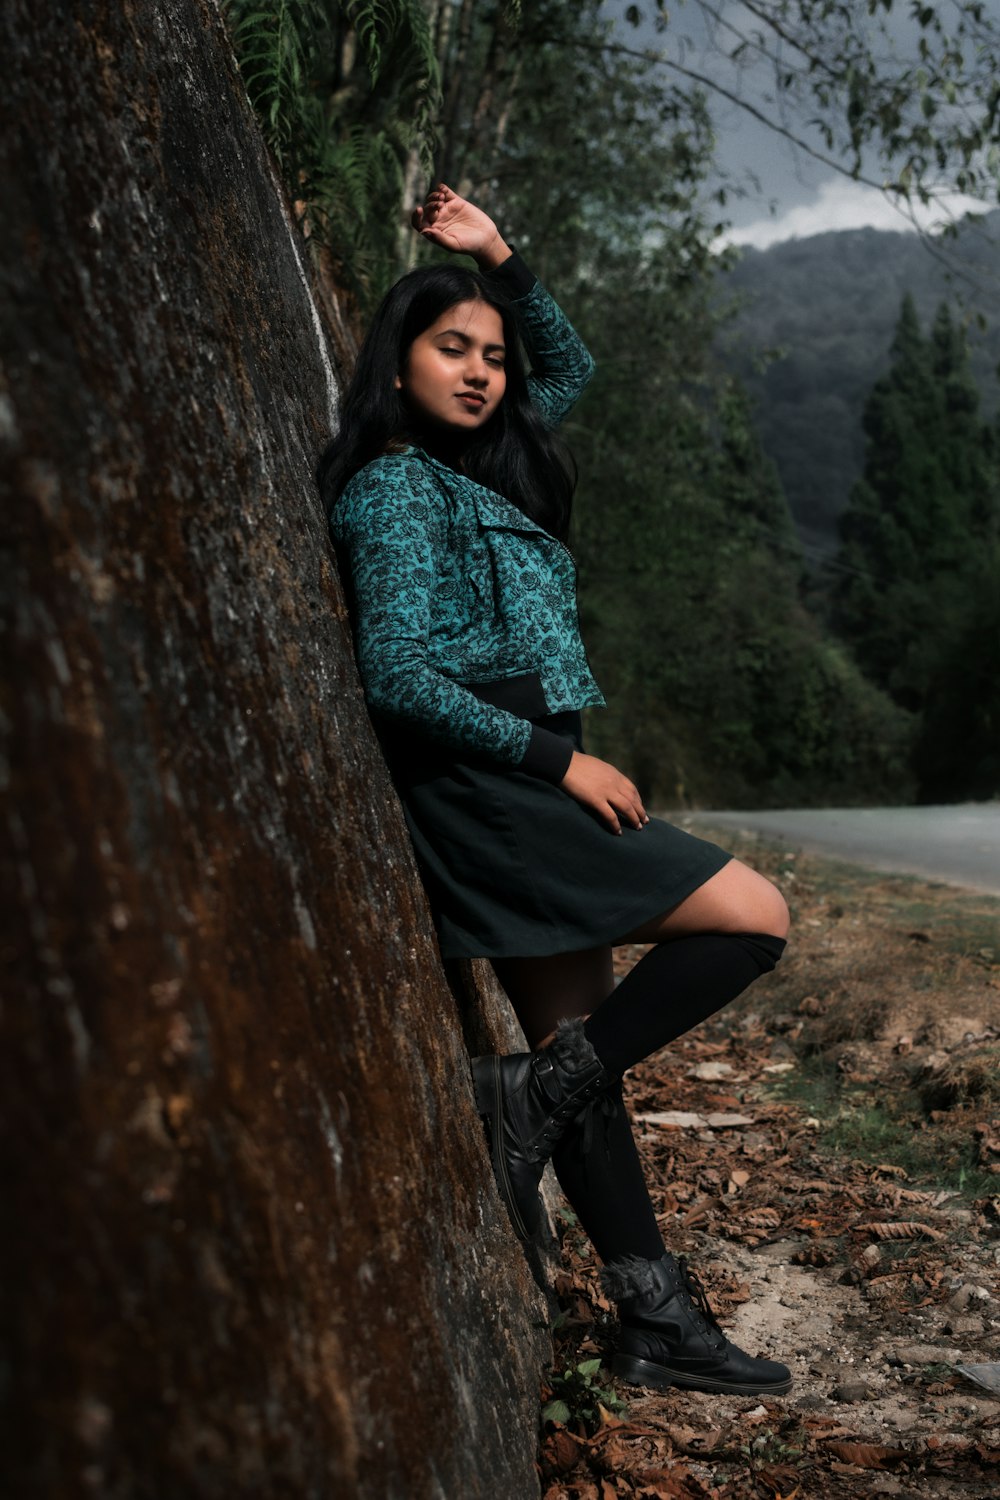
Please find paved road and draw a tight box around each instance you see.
[688,804,1000,898]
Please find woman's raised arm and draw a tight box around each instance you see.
[411,183,512,270]
[412,183,595,426]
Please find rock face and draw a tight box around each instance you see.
[1,2,548,1494]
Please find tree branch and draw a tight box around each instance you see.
[570,37,892,192]
[692,0,843,82]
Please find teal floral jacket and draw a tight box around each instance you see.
[332,253,603,782]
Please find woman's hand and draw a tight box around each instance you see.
[411,183,511,270]
[559,752,650,835]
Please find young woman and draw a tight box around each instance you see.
[322,185,792,1398]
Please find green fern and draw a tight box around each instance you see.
[228,1,319,164]
[344,0,398,85]
[223,0,441,307]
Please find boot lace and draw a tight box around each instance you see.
[532,1070,614,1155]
[574,1088,618,1158]
[677,1258,727,1349]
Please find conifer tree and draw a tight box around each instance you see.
[835,295,999,796]
[835,295,994,712]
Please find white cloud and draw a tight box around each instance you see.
[717,177,990,251]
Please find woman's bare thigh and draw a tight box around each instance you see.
[492,945,614,1049]
[490,863,786,1046]
[616,858,789,944]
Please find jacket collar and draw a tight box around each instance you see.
[405,444,553,540]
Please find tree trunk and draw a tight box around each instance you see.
[434,0,476,186]
[1,1,551,1494]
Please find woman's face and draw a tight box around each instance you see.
[395,299,507,435]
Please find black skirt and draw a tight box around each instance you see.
[385,708,732,960]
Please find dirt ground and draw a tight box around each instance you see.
[539,824,1000,1500]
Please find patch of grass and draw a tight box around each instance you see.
[919,911,1000,962]
[767,1059,998,1201]
[766,1052,841,1115]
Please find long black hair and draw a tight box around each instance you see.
[317,263,576,540]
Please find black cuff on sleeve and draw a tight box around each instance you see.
[518,724,574,783]
[483,249,537,300]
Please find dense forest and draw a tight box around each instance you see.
[222,0,1000,807]
[722,211,1000,559]
[833,293,1000,800]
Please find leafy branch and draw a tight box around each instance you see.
[620,0,1000,213]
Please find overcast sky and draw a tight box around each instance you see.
[599,0,989,248]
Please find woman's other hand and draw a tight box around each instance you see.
[560,752,650,835]
[411,183,511,270]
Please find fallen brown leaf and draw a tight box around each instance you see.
[823,1440,913,1469]
[802,1416,855,1434]
[540,1427,585,1478]
[852,1220,944,1241]
[680,1195,722,1228]
[758,1469,801,1500]
[791,1244,837,1266]
[662,1423,701,1448]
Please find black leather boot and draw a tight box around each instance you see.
[602,1252,792,1396]
[472,1018,616,1241]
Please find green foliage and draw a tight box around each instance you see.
[541,1358,627,1433]
[836,297,988,696]
[223,0,440,301]
[467,0,724,287]
[833,294,1000,797]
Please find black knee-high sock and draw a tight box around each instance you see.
[550,1081,666,1263]
[583,932,786,1083]
[551,934,784,1267]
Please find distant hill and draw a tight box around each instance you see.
[718,210,1000,561]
